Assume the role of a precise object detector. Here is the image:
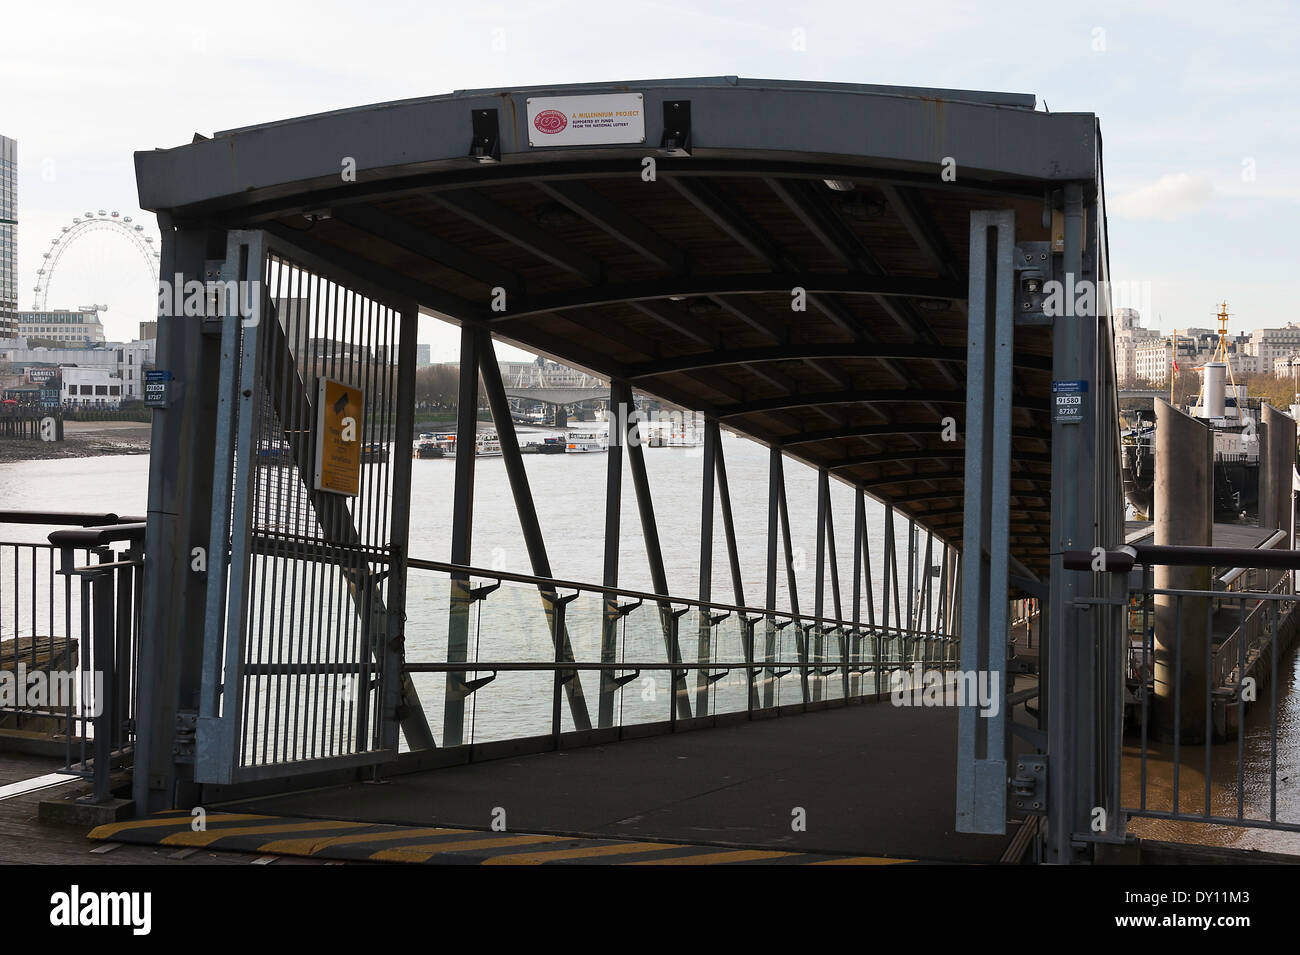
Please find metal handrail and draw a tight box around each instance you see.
[407,556,953,643]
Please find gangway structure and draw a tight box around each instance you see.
[121,77,1128,863]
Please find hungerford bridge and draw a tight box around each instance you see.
[44,77,1296,865]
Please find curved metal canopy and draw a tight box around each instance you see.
[136,76,1105,573]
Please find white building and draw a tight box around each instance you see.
[1243,324,1300,375]
[15,307,107,345]
[1113,308,1161,387]
[61,366,123,409]
[0,339,155,400]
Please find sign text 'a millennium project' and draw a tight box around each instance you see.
[527,93,645,147]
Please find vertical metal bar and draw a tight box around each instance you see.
[380,303,420,752]
[814,468,827,702]
[1270,598,1279,821]
[1236,584,1246,819]
[1140,564,1151,812]
[713,420,745,607]
[851,488,864,697]
[198,236,245,730]
[922,531,934,660]
[599,380,630,728]
[91,551,115,803]
[822,476,845,699]
[882,506,894,693]
[208,233,265,782]
[1173,595,1183,816]
[443,324,480,746]
[764,447,779,708]
[696,418,717,714]
[906,518,916,660]
[775,452,806,703]
[1204,596,1213,816]
[957,208,1014,835]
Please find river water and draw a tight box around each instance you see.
[4,433,1296,853]
[0,430,936,747]
[0,429,917,612]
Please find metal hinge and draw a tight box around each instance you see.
[173,710,197,764]
[1011,755,1047,814]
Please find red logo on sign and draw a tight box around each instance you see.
[533,110,568,135]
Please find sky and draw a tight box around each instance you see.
[1,0,1296,351]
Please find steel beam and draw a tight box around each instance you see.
[626,409,692,720]
[478,335,594,730]
[626,344,1053,380]
[488,273,967,323]
[536,180,688,274]
[774,451,807,702]
[436,188,604,284]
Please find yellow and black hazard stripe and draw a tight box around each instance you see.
[89,812,911,865]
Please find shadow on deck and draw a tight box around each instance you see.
[220,702,1029,863]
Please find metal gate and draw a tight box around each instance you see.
[195,229,428,784]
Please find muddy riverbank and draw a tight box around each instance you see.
[0,421,152,464]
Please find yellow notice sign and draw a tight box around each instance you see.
[313,376,364,496]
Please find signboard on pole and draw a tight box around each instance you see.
[144,369,171,408]
[1052,379,1088,424]
[313,376,364,496]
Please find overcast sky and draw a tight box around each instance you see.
[2,0,1296,351]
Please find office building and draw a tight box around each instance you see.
[0,135,16,337]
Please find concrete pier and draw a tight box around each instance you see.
[1259,403,1296,546]
[1153,400,1213,741]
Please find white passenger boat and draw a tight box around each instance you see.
[564,430,607,453]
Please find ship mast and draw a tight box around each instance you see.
[1213,301,1239,416]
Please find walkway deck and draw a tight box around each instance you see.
[222,702,1030,863]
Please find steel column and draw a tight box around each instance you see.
[814,468,827,702]
[775,452,807,702]
[599,380,631,728]
[764,447,780,707]
[442,325,480,746]
[133,222,225,812]
[379,304,420,752]
[956,208,1015,835]
[1046,184,1098,862]
[696,418,718,714]
[626,410,691,720]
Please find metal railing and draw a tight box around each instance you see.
[0,512,145,802]
[399,557,958,748]
[1071,544,1300,842]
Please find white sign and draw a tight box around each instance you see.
[527,93,645,147]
